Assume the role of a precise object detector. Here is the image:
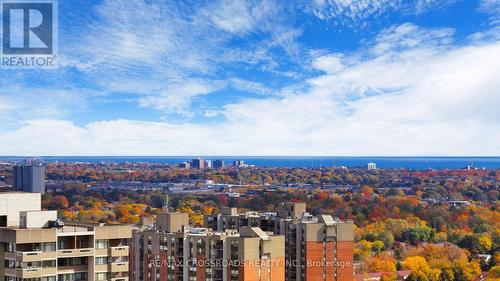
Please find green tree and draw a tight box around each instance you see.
[379,231,395,249]
[406,271,429,281]
[402,226,435,245]
[438,269,454,281]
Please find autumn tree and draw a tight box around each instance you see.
[49,195,69,209]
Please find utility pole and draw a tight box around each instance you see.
[164,187,169,212]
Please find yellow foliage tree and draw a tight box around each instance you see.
[380,272,398,281]
[402,256,430,276]
[478,235,493,253]
[367,253,397,273]
[486,265,500,280]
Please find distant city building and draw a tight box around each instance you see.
[204,159,212,168]
[191,158,205,169]
[178,161,190,169]
[233,160,245,167]
[367,162,377,170]
[13,164,46,194]
[227,192,240,198]
[213,159,225,169]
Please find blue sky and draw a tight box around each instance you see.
[0,0,499,155]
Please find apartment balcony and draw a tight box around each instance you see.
[56,225,95,236]
[20,268,42,278]
[13,251,57,262]
[110,262,129,272]
[110,246,129,257]
[95,248,108,256]
[57,264,88,274]
[5,267,47,278]
[58,248,94,257]
[111,277,129,281]
[41,267,58,276]
[94,264,108,272]
[4,252,16,260]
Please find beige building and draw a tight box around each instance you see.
[0,192,132,281]
[204,208,277,233]
[131,212,285,281]
[0,192,42,227]
[205,202,354,281]
[275,213,354,281]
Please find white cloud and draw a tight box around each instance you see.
[138,80,224,114]
[201,0,283,36]
[0,87,92,131]
[2,24,500,156]
[3,23,500,156]
[228,78,274,95]
[371,23,454,55]
[480,0,500,25]
[480,0,500,13]
[305,0,455,26]
[54,0,303,116]
[312,54,345,73]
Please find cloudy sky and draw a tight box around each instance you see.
[0,0,499,156]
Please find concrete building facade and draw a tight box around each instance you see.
[205,203,354,281]
[131,212,285,281]
[0,192,132,281]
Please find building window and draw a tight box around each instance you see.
[4,259,15,269]
[0,215,6,227]
[75,272,88,281]
[95,240,108,249]
[95,273,108,281]
[43,242,56,252]
[58,273,88,281]
[42,260,56,268]
[42,276,57,281]
[58,240,67,250]
[6,243,15,252]
[95,257,108,265]
[76,239,88,249]
[58,257,88,267]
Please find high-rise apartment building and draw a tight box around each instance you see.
[13,165,46,194]
[233,160,245,168]
[367,163,377,170]
[0,192,132,281]
[275,213,354,281]
[213,160,225,169]
[131,212,285,281]
[204,208,277,233]
[205,202,354,281]
[191,158,205,170]
[136,203,353,281]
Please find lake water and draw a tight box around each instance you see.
[1,156,499,170]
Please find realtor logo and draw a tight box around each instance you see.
[1,0,58,68]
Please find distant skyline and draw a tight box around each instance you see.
[2,156,500,170]
[1,0,499,155]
